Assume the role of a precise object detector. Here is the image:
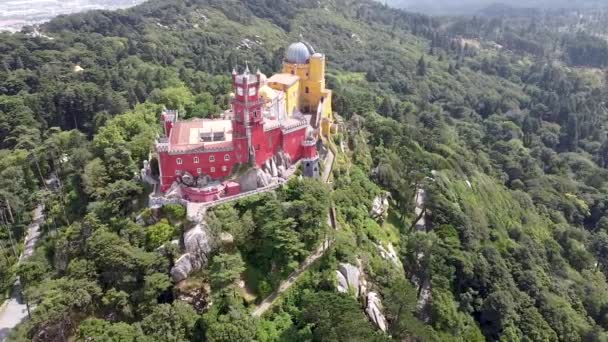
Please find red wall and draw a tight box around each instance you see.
[301,143,318,159]
[282,128,307,161]
[159,150,237,191]
[182,185,223,202]
[251,126,283,167]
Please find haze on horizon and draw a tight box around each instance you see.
[0,0,145,32]
[384,0,607,15]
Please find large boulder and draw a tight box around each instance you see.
[376,243,402,269]
[166,182,183,200]
[336,270,349,293]
[171,253,193,282]
[366,292,388,332]
[275,150,291,169]
[238,168,259,192]
[256,168,272,188]
[336,263,360,296]
[182,171,195,187]
[370,192,390,222]
[184,223,214,269]
[270,158,278,178]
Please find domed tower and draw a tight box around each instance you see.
[280,42,333,136]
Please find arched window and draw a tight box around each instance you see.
[176,158,183,165]
[224,154,230,161]
[305,87,309,94]
[210,167,216,173]
[197,168,202,174]
[194,156,199,164]
[222,166,228,172]
[209,155,215,162]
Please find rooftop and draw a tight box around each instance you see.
[168,119,233,152]
[268,73,300,87]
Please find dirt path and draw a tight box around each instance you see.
[252,238,332,317]
[251,149,336,317]
[0,205,44,341]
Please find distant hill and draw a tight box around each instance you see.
[384,0,606,15]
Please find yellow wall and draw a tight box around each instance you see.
[268,81,299,116]
[278,52,334,135]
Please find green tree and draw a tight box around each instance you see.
[146,219,176,250]
[210,252,245,309]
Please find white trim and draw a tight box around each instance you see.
[176,158,183,165]
[211,167,216,173]
[222,165,227,172]
[197,168,202,174]
[194,156,199,164]
[224,154,230,161]
[209,155,215,162]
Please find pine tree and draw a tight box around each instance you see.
[417,56,427,76]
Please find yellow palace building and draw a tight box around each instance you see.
[262,42,334,137]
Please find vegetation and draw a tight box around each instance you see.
[2,0,608,341]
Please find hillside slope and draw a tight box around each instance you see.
[1,0,608,341]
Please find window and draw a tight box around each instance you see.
[305,87,309,94]
[175,170,181,175]
[197,168,202,174]
[194,156,199,164]
[209,155,215,162]
[210,167,216,173]
[291,70,295,75]
[222,166,227,172]
[224,154,230,161]
[237,87,244,96]
[176,158,183,165]
[248,87,256,96]
[253,111,258,118]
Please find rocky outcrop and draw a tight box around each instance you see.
[370,192,390,222]
[336,263,360,296]
[414,187,426,232]
[239,168,274,191]
[376,243,402,269]
[171,223,216,282]
[256,168,273,188]
[336,261,389,333]
[166,182,183,200]
[275,151,292,170]
[366,292,388,332]
[171,253,193,282]
[270,158,278,178]
[184,223,214,268]
[239,168,259,192]
[181,171,195,187]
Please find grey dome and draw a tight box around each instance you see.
[286,42,315,64]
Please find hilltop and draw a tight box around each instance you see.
[1,0,608,341]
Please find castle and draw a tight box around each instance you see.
[154,42,333,202]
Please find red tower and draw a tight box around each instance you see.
[231,66,265,166]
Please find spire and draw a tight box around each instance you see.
[244,61,250,74]
[232,66,237,75]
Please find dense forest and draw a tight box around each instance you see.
[2,0,608,341]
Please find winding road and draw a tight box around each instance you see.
[0,205,44,341]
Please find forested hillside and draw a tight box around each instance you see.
[2,0,608,341]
